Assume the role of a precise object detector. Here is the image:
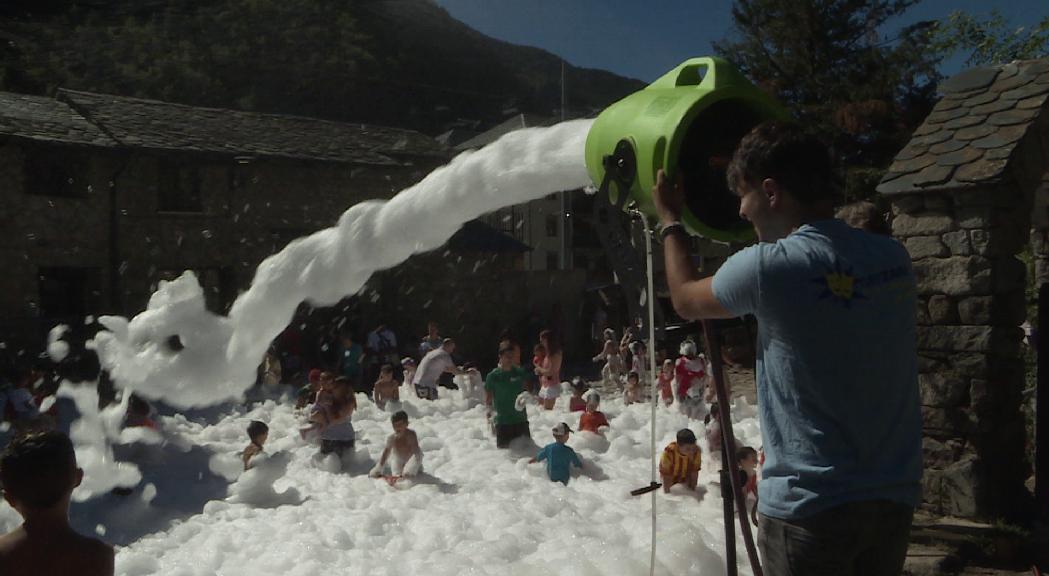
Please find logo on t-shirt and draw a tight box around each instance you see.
[813,260,865,307]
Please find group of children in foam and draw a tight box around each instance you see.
[0,356,765,575]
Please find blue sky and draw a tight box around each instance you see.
[434,0,1049,82]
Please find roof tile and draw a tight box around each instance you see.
[954,125,996,141]
[987,108,1040,126]
[939,67,1000,94]
[936,147,984,167]
[929,139,967,155]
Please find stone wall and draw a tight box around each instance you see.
[0,137,442,354]
[891,186,1030,518]
[0,140,121,346]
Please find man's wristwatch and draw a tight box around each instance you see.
[659,221,686,240]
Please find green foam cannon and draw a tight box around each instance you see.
[584,57,788,242]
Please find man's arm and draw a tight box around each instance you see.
[652,170,734,321]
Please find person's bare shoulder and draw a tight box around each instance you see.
[0,527,26,559]
[74,533,115,576]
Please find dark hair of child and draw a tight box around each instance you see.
[627,371,639,382]
[391,410,408,424]
[380,364,394,375]
[736,446,758,462]
[676,428,698,446]
[128,393,151,417]
[0,431,77,509]
[247,420,269,442]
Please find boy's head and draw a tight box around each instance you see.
[391,410,409,432]
[571,377,587,396]
[379,364,394,378]
[676,428,699,456]
[662,358,674,372]
[498,346,515,365]
[627,371,639,384]
[726,122,835,242]
[1,431,81,513]
[737,446,758,471]
[533,343,546,356]
[679,340,697,358]
[332,376,352,396]
[320,371,335,385]
[247,420,269,445]
[585,392,601,412]
[401,357,416,369]
[442,338,456,353]
[552,422,572,443]
[308,368,322,385]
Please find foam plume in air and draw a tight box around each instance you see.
[91,119,594,408]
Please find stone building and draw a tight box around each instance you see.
[877,58,1049,520]
[0,88,448,354]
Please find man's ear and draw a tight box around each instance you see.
[761,178,783,208]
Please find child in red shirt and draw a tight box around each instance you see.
[674,341,707,403]
[737,446,759,526]
[568,378,588,412]
[578,392,610,434]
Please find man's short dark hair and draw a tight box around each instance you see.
[1,431,77,509]
[391,410,408,424]
[676,428,697,446]
[247,420,269,442]
[726,121,835,206]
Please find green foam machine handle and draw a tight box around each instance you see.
[584,57,788,243]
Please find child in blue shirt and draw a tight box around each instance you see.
[530,422,582,485]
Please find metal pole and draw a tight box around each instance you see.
[638,213,659,576]
[1037,282,1048,522]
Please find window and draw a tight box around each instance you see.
[545,214,559,238]
[24,146,88,198]
[38,267,98,318]
[546,250,559,270]
[158,162,204,212]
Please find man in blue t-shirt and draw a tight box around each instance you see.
[653,122,921,576]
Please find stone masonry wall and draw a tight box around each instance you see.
[892,186,1030,519]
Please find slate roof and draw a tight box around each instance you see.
[55,89,448,165]
[877,58,1049,195]
[454,114,557,152]
[0,92,118,148]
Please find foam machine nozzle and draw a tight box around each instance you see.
[584,56,788,242]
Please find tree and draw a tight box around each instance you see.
[931,11,1049,67]
[713,0,944,200]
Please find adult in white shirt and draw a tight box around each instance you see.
[411,338,466,400]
